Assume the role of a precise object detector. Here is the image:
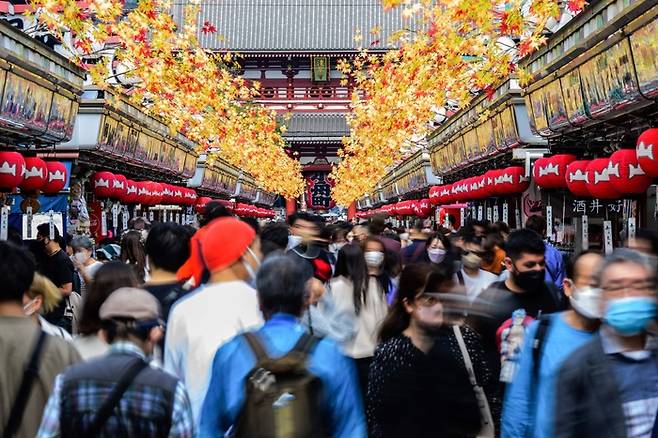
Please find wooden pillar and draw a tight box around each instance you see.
[347,202,357,221]
[286,197,297,217]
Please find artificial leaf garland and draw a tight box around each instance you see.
[28,0,304,198]
[331,0,561,206]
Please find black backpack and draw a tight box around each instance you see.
[235,332,328,438]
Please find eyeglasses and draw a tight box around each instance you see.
[602,279,656,296]
[415,293,442,307]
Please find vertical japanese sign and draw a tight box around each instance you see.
[305,172,335,210]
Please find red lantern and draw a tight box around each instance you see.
[111,174,127,200]
[429,186,441,205]
[161,184,174,204]
[636,128,658,177]
[19,157,47,192]
[0,151,25,190]
[182,188,197,206]
[495,167,529,195]
[123,180,138,203]
[42,161,67,194]
[92,171,116,198]
[533,154,576,189]
[171,186,184,205]
[586,158,620,200]
[150,182,164,205]
[136,181,152,205]
[415,198,433,217]
[608,149,652,195]
[565,160,591,198]
[218,199,235,213]
[195,196,212,214]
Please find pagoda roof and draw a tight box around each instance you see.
[281,112,349,141]
[176,0,407,52]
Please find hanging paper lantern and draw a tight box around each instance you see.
[586,158,620,200]
[136,181,152,205]
[415,198,433,217]
[0,151,25,190]
[438,184,453,204]
[19,157,47,192]
[217,199,235,213]
[123,180,139,204]
[429,186,442,205]
[92,171,116,198]
[565,160,591,198]
[397,200,415,216]
[195,196,212,214]
[111,174,127,200]
[533,154,576,189]
[42,161,68,194]
[161,184,175,204]
[608,149,652,195]
[636,128,658,177]
[149,182,164,205]
[491,167,529,196]
[171,186,184,205]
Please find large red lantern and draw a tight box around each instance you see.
[492,167,529,196]
[182,188,197,206]
[42,161,67,194]
[123,180,138,203]
[20,157,47,192]
[195,196,212,214]
[149,182,164,205]
[161,184,174,204]
[136,181,152,205]
[429,186,441,205]
[415,198,433,217]
[533,154,576,189]
[93,171,116,198]
[438,184,453,204]
[111,174,127,200]
[636,128,658,177]
[608,149,652,195]
[0,151,25,190]
[586,158,620,200]
[565,160,591,198]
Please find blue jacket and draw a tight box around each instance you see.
[199,313,367,437]
[501,313,594,438]
[544,242,565,291]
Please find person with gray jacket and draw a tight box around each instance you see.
[554,249,658,438]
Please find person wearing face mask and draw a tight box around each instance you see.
[502,251,603,438]
[425,233,450,265]
[24,273,73,340]
[475,229,564,384]
[454,236,498,303]
[34,223,76,334]
[287,212,320,250]
[367,263,482,438]
[165,217,264,423]
[555,249,658,438]
[70,236,103,297]
[37,287,194,437]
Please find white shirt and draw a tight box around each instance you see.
[164,280,263,423]
[329,276,388,359]
[456,268,499,302]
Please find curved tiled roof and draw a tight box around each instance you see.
[281,113,349,139]
[173,0,407,52]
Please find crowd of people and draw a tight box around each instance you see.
[1,200,657,437]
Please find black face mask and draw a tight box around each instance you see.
[513,269,545,291]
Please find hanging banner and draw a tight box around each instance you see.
[546,205,553,241]
[460,208,465,227]
[149,210,154,222]
[0,206,8,241]
[603,220,613,255]
[101,210,107,237]
[477,206,483,221]
[492,205,499,223]
[305,172,335,210]
[122,207,129,231]
[581,215,589,250]
[628,216,636,241]
[486,207,492,222]
[111,204,119,231]
[175,212,180,224]
[48,210,55,239]
[503,203,509,224]
[25,206,33,240]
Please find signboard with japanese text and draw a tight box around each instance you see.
[305,172,335,210]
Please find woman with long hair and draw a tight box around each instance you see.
[367,263,489,438]
[330,240,389,398]
[120,230,147,283]
[73,261,139,360]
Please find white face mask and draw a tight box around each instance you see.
[364,251,384,269]
[243,246,262,283]
[74,251,89,264]
[427,248,446,264]
[400,233,410,241]
[569,284,602,319]
[23,298,39,317]
[287,235,303,250]
[329,242,345,253]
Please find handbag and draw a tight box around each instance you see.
[453,325,495,438]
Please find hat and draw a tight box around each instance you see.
[99,287,161,321]
[177,217,256,284]
[200,217,256,273]
[97,243,121,260]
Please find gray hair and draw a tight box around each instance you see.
[70,235,93,250]
[596,248,656,285]
[256,254,312,316]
